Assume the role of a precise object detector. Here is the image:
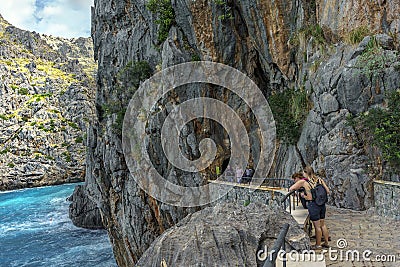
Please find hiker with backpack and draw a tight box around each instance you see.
[289,166,330,250]
[291,172,308,209]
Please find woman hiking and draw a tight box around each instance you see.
[289,166,330,250]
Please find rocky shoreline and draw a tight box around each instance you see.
[0,175,83,191]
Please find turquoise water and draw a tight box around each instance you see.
[0,183,117,267]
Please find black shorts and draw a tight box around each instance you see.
[307,201,326,221]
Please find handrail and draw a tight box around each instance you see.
[263,223,290,267]
[253,178,294,186]
[218,176,294,188]
[281,190,296,204]
[280,190,294,214]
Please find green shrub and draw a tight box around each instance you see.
[75,136,83,143]
[8,162,15,168]
[112,111,125,136]
[354,36,398,80]
[347,26,370,45]
[102,61,152,134]
[191,54,201,61]
[289,34,300,47]
[269,88,312,145]
[146,0,175,43]
[218,14,234,20]
[348,90,400,168]
[28,93,53,103]
[68,121,79,129]
[62,151,72,162]
[45,155,55,161]
[289,24,325,49]
[214,0,225,4]
[18,88,29,95]
[302,24,325,45]
[115,61,152,100]
[213,0,233,20]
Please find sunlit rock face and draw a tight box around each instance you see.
[88,0,400,265]
[137,202,309,266]
[0,15,96,190]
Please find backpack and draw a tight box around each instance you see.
[308,179,328,206]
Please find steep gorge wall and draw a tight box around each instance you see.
[0,15,97,190]
[88,0,400,265]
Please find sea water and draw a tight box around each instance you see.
[0,183,116,267]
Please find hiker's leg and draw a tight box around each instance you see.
[319,205,329,245]
[313,220,322,246]
[308,202,322,246]
[320,219,329,245]
[319,204,329,244]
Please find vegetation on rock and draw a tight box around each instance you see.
[146,0,175,43]
[100,61,152,135]
[268,88,312,145]
[346,26,371,45]
[348,90,400,169]
[354,36,399,80]
[213,0,234,20]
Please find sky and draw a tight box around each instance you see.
[0,0,94,38]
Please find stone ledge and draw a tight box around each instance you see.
[373,180,400,220]
[373,179,400,187]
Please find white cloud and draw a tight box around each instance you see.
[0,0,94,38]
[0,0,36,27]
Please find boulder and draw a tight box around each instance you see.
[68,185,104,229]
[137,202,309,266]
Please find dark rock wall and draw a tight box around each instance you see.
[88,0,400,265]
[68,184,104,229]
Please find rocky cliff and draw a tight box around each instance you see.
[137,202,309,266]
[86,0,400,265]
[68,184,104,229]
[0,15,97,190]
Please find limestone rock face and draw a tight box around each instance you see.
[317,0,400,38]
[136,202,309,267]
[0,15,97,190]
[87,0,400,265]
[303,38,400,210]
[68,184,104,229]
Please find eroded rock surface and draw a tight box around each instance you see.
[68,184,104,229]
[137,202,309,267]
[85,0,400,265]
